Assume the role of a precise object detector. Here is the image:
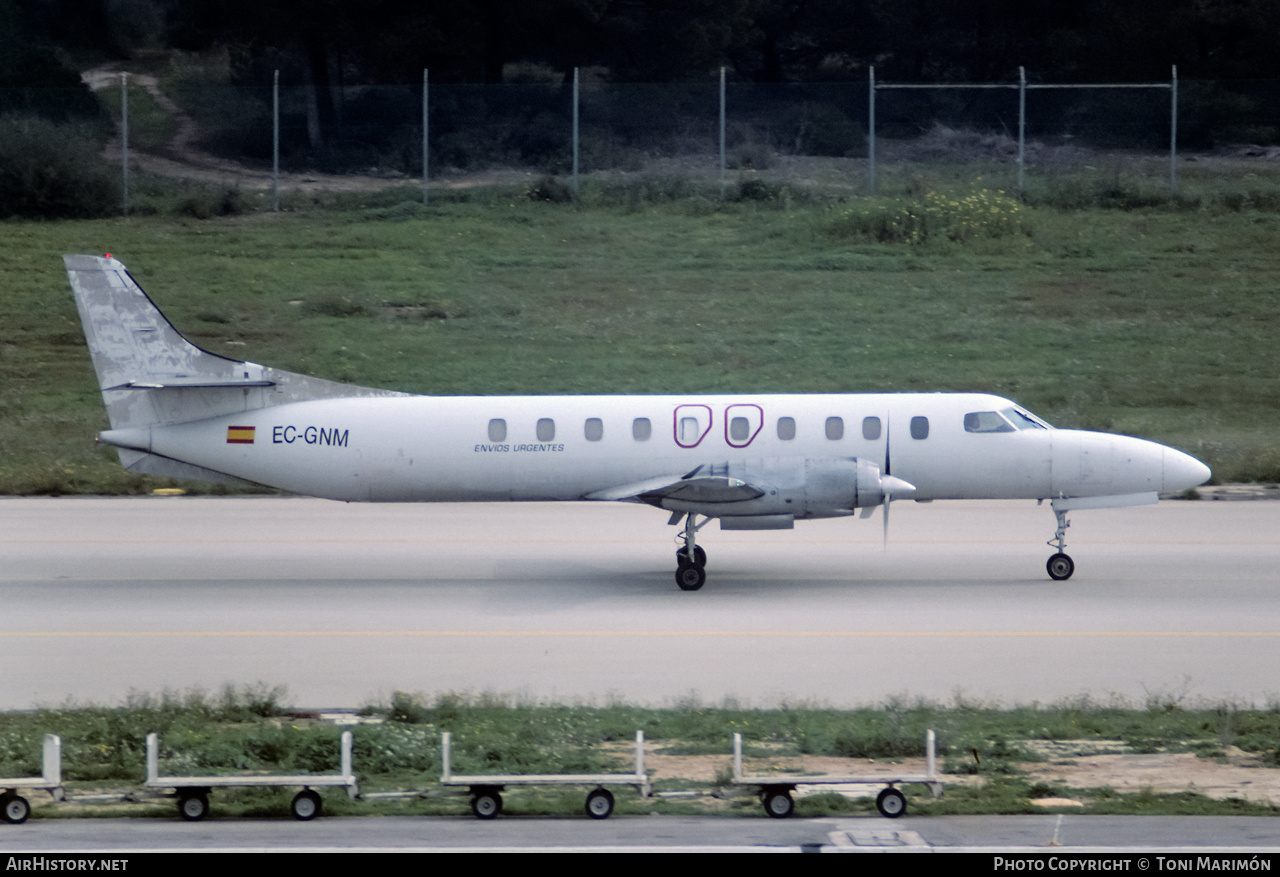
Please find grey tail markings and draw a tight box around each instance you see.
[64,254,407,482]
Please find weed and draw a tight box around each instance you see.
[833,186,1027,244]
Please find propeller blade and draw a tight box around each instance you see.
[883,412,892,548]
[882,495,890,548]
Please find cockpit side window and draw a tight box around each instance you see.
[964,411,1016,433]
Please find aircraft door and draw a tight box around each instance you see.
[674,404,712,448]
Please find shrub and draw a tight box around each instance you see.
[524,175,574,203]
[175,186,252,219]
[777,101,864,158]
[0,115,119,218]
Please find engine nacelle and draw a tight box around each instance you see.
[649,456,905,521]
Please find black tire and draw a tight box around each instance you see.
[763,789,794,819]
[676,563,706,591]
[470,790,502,820]
[676,546,707,567]
[178,793,209,822]
[1047,552,1075,581]
[876,787,907,818]
[291,789,322,821]
[2,794,31,825]
[585,788,615,820]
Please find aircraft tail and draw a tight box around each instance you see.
[65,254,404,483]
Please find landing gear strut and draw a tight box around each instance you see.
[674,513,708,591]
[1046,508,1075,581]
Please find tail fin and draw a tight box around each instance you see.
[65,254,404,482]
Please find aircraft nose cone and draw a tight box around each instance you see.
[1164,448,1211,492]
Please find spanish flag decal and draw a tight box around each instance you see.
[226,425,256,445]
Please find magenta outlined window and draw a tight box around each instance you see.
[673,404,712,448]
[725,404,763,448]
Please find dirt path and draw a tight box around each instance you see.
[81,64,532,195]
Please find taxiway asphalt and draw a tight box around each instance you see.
[1,496,1277,710]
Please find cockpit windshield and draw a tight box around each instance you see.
[964,407,1053,433]
[1002,407,1052,430]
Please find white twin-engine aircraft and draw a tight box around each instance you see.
[66,254,1211,591]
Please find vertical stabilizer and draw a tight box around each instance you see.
[65,254,406,481]
[65,254,257,399]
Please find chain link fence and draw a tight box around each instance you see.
[5,71,1280,215]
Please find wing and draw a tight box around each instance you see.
[584,464,764,505]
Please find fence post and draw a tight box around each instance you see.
[868,65,876,195]
[120,73,129,215]
[1170,64,1178,199]
[573,67,580,196]
[430,69,435,204]
[1017,66,1026,197]
[272,69,279,212]
[719,66,726,197]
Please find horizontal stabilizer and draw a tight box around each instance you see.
[122,378,276,389]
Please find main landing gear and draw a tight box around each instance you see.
[674,513,708,591]
[1046,507,1075,581]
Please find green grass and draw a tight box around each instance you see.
[3,689,1278,819]
[3,171,1280,494]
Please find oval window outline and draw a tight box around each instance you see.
[725,403,763,448]
[673,404,713,448]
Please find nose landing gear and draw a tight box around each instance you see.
[1046,507,1075,580]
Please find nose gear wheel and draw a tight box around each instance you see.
[1046,507,1075,581]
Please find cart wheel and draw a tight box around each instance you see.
[291,789,322,821]
[2,794,31,825]
[470,790,502,820]
[763,789,794,819]
[876,787,907,818]
[585,788,615,820]
[178,792,209,822]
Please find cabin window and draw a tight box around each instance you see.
[729,417,750,442]
[964,411,1015,434]
[777,417,796,440]
[825,416,844,440]
[862,416,881,440]
[584,418,603,441]
[910,416,930,440]
[536,418,555,442]
[633,417,651,441]
[488,419,507,442]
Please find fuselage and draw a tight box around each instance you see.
[100,391,1211,507]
